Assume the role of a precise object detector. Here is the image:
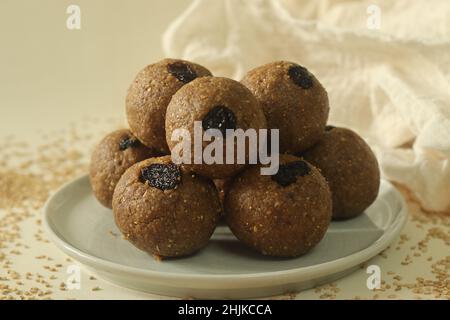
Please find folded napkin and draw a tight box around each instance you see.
[163,0,450,212]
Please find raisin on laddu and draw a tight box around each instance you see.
[141,163,181,190]
[119,136,141,151]
[272,160,311,187]
[202,105,237,136]
[288,65,313,89]
[167,62,198,84]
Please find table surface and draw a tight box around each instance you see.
[1,0,449,300]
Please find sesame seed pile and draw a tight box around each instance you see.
[0,118,121,300]
[0,118,449,299]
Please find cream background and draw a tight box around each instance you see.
[0,0,188,138]
[0,0,449,300]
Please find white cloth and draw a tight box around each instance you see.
[163,0,450,212]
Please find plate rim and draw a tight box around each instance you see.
[43,175,408,286]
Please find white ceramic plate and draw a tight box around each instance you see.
[43,175,407,299]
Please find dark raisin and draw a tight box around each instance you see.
[202,105,237,136]
[288,65,313,89]
[272,160,311,187]
[140,163,181,190]
[167,62,197,84]
[289,160,311,176]
[119,136,140,151]
[325,125,335,131]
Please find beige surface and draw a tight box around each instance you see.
[0,1,449,300]
[0,0,188,138]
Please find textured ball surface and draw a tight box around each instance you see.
[301,126,380,219]
[89,129,158,208]
[112,156,222,258]
[126,59,212,153]
[241,61,329,154]
[225,154,332,257]
[166,76,267,179]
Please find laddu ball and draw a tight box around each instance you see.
[126,59,212,153]
[241,61,329,154]
[225,154,332,257]
[301,126,380,219]
[112,156,222,258]
[89,129,159,208]
[165,77,267,179]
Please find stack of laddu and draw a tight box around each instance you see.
[89,59,380,259]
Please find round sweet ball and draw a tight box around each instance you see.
[301,126,380,220]
[112,155,222,258]
[225,154,332,257]
[89,129,159,208]
[165,76,267,179]
[241,61,329,154]
[126,59,212,153]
